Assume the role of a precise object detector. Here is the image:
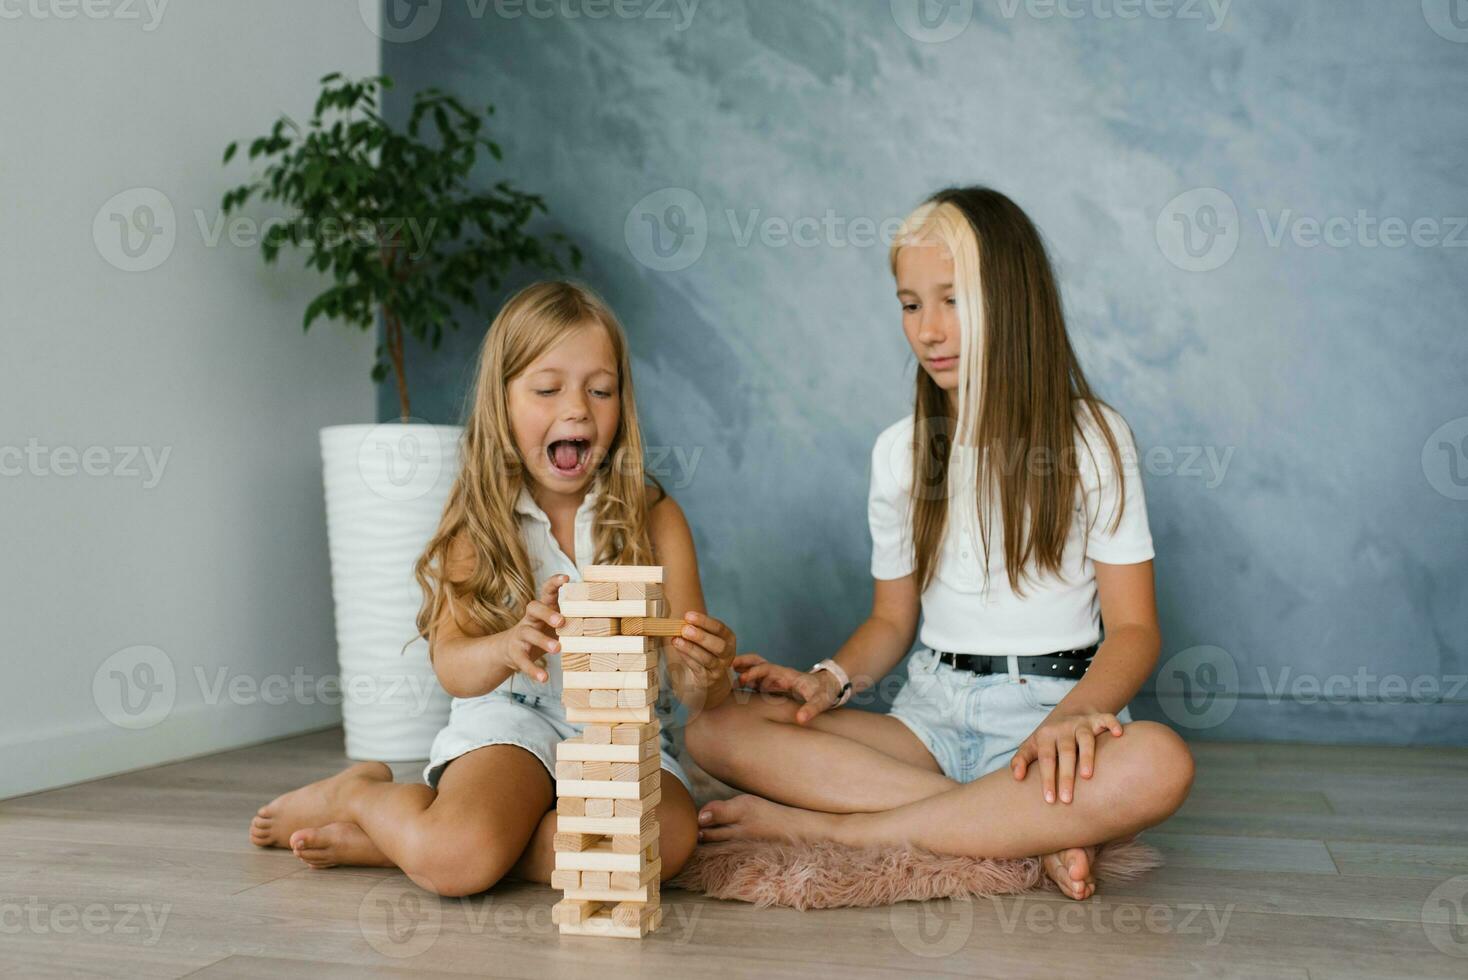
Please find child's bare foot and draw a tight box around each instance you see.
[289,822,395,869]
[249,761,391,849]
[696,794,835,844]
[1043,845,1097,900]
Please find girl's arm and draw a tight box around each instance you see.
[428,536,568,699]
[1010,558,1162,804]
[648,493,738,712]
[1052,559,1161,716]
[734,574,921,724]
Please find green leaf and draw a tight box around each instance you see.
[218,72,580,397]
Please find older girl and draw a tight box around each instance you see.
[687,187,1193,900]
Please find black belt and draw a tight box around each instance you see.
[936,645,1097,679]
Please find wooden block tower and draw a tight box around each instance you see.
[549,564,685,939]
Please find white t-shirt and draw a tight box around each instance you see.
[868,403,1154,656]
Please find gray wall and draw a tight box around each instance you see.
[0,1,380,796]
[380,0,1468,745]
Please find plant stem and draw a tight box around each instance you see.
[384,306,410,421]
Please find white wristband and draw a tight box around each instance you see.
[810,659,853,707]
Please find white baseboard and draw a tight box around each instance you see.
[0,700,343,800]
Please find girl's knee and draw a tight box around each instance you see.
[683,701,723,761]
[688,694,797,746]
[398,826,521,897]
[408,862,505,898]
[685,698,752,767]
[1115,720,1194,817]
[657,809,698,879]
[654,773,698,878]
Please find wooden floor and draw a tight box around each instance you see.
[3,730,1466,979]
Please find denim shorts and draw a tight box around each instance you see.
[888,647,1133,783]
[423,682,692,794]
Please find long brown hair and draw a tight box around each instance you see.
[892,187,1127,594]
[412,281,658,649]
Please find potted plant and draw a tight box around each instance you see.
[221,73,579,759]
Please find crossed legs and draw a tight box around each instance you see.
[685,692,1193,897]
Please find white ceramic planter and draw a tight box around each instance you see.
[320,422,461,760]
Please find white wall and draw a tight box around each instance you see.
[0,1,381,797]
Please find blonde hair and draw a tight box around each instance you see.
[889,188,1126,595]
[412,281,659,649]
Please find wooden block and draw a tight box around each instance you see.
[613,893,660,927]
[613,788,660,817]
[609,858,661,891]
[615,651,660,672]
[585,798,614,818]
[558,809,656,837]
[563,883,654,903]
[565,704,655,724]
[554,761,583,780]
[580,761,614,780]
[591,651,657,671]
[556,738,655,764]
[554,840,645,872]
[589,689,621,708]
[560,581,619,602]
[646,839,659,862]
[559,636,652,654]
[557,908,655,939]
[559,599,664,618]
[617,582,664,600]
[617,687,658,708]
[562,669,657,690]
[581,724,613,745]
[620,617,685,637]
[553,831,600,852]
[611,721,660,745]
[559,652,591,672]
[556,617,617,637]
[610,755,660,782]
[562,690,593,709]
[582,565,663,584]
[551,899,603,926]
[556,796,586,817]
[549,868,581,890]
[580,870,611,890]
[611,819,659,853]
[557,771,659,800]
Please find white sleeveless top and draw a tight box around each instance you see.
[501,482,678,726]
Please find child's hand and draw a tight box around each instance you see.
[492,574,569,684]
[1010,711,1124,804]
[732,654,842,724]
[668,611,736,693]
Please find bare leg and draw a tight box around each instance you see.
[699,720,1193,864]
[688,694,1178,897]
[292,822,394,869]
[503,770,698,884]
[686,693,955,813]
[268,746,551,896]
[271,755,698,892]
[250,761,393,848]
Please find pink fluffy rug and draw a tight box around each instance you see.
[669,838,1162,910]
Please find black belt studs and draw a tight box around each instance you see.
[936,645,1098,680]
